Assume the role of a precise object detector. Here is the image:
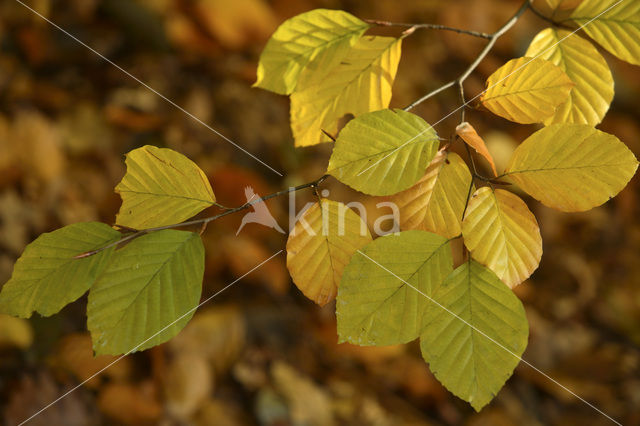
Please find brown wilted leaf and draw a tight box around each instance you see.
[456,121,497,176]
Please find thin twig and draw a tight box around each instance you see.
[75,175,330,258]
[365,19,493,39]
[457,81,466,123]
[403,80,455,111]
[461,177,475,222]
[214,202,234,210]
[406,0,531,112]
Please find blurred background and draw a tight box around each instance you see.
[0,0,639,424]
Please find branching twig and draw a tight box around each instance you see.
[80,2,534,260]
[75,175,330,258]
[404,0,531,112]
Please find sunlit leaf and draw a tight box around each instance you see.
[337,230,452,346]
[462,188,542,288]
[0,223,120,318]
[286,199,372,306]
[504,124,638,212]
[115,145,216,229]
[571,0,640,66]
[87,230,204,355]
[456,122,498,176]
[420,260,529,411]
[327,108,439,195]
[480,57,573,125]
[391,151,472,238]
[253,9,370,95]
[525,28,613,126]
[290,36,402,147]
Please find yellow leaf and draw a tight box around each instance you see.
[480,57,573,124]
[391,151,472,238]
[290,36,402,147]
[525,28,613,126]
[326,109,439,196]
[253,9,369,95]
[456,122,498,176]
[570,0,640,66]
[116,145,215,229]
[504,124,638,212]
[420,259,529,411]
[286,199,372,306]
[462,187,542,288]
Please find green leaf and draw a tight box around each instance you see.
[116,145,216,230]
[505,124,638,212]
[391,151,473,238]
[327,109,439,196]
[253,9,370,95]
[481,57,574,124]
[337,230,452,346]
[290,36,402,147]
[0,223,120,318]
[570,0,640,66]
[87,230,204,355]
[462,188,542,288]
[420,260,529,411]
[286,199,372,306]
[525,28,613,126]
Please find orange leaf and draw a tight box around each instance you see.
[456,122,497,177]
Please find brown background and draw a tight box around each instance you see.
[0,0,639,424]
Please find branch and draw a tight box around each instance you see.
[365,19,492,39]
[404,0,531,112]
[75,175,330,258]
[404,80,455,111]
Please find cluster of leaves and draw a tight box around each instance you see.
[1,0,639,413]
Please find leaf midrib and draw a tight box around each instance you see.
[106,235,195,332]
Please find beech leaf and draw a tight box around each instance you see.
[290,36,402,147]
[505,124,638,212]
[87,230,204,355]
[115,146,216,230]
[0,223,120,318]
[286,199,372,306]
[480,57,573,125]
[337,230,452,346]
[525,28,613,126]
[327,109,439,195]
[462,188,542,288]
[391,151,473,238]
[456,122,498,176]
[420,260,529,411]
[571,0,640,66]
